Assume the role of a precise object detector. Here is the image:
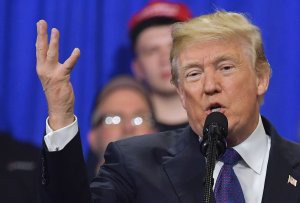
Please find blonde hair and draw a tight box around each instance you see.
[170,11,271,87]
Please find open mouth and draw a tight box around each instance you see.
[206,103,223,114]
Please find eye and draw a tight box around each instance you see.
[185,69,202,81]
[104,115,121,125]
[220,64,235,74]
[223,65,232,70]
[141,47,159,57]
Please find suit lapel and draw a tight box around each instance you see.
[161,127,206,203]
[261,117,300,203]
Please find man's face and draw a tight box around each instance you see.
[176,39,269,146]
[133,25,176,95]
[89,88,155,155]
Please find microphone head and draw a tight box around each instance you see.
[200,112,228,159]
[203,111,228,137]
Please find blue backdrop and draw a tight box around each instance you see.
[0,0,299,156]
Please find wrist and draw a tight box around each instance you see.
[48,112,75,130]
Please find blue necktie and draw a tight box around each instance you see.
[214,148,245,203]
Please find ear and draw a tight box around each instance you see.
[132,59,145,81]
[176,85,187,110]
[257,70,270,97]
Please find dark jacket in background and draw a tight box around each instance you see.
[0,132,40,203]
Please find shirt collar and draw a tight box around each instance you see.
[233,115,269,174]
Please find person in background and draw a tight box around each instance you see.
[129,1,192,131]
[0,131,40,203]
[86,75,156,180]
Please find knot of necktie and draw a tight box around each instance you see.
[220,148,241,166]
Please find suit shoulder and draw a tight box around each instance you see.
[274,134,300,153]
[284,139,300,154]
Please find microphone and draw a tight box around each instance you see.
[200,111,228,159]
[200,111,228,203]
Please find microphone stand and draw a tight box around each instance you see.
[202,125,218,203]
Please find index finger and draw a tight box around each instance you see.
[36,20,49,65]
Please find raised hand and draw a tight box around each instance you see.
[36,20,80,130]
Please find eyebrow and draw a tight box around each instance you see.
[179,53,241,72]
[181,62,202,72]
[212,54,239,66]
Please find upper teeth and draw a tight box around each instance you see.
[212,108,221,112]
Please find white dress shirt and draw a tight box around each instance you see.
[213,116,271,203]
[44,116,78,151]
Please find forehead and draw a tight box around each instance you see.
[135,25,172,48]
[177,39,252,67]
[98,88,150,113]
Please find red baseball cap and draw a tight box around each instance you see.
[129,1,192,46]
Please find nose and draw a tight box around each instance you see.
[203,70,221,95]
[122,119,136,136]
[159,46,171,67]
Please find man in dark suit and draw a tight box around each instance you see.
[36,11,300,202]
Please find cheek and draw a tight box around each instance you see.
[226,72,257,96]
[177,90,186,109]
[136,126,156,135]
[141,56,158,67]
[139,64,159,80]
[179,85,206,131]
[134,129,150,136]
[99,128,122,145]
[225,79,259,118]
[181,85,203,108]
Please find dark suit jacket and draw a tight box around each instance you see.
[0,132,40,203]
[41,117,300,203]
